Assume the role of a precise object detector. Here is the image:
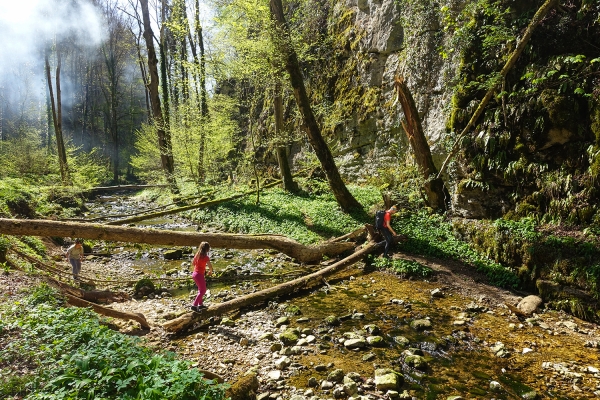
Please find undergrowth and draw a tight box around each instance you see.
[394,210,520,289]
[0,285,227,400]
[190,185,381,244]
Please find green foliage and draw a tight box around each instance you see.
[18,236,46,257]
[370,256,433,278]
[26,282,65,307]
[394,211,520,289]
[0,290,227,400]
[191,185,380,244]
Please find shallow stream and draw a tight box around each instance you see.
[80,193,600,399]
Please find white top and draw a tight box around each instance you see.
[66,244,84,260]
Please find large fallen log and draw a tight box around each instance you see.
[65,294,150,329]
[105,179,284,225]
[162,240,383,333]
[83,184,171,197]
[0,218,354,263]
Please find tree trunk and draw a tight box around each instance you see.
[65,294,150,329]
[45,48,70,183]
[0,218,355,264]
[436,0,559,179]
[140,0,176,187]
[393,76,449,211]
[163,240,382,333]
[194,0,209,183]
[269,0,361,213]
[274,81,298,193]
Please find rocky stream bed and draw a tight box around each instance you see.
[4,194,600,399]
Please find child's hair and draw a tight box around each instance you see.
[75,239,83,244]
[198,242,210,257]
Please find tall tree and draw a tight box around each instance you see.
[274,80,297,192]
[269,0,361,213]
[140,0,176,185]
[45,46,70,184]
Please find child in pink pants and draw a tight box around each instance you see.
[190,242,213,312]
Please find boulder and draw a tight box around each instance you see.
[517,295,543,316]
[374,368,402,391]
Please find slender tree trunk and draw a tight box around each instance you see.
[269,0,361,213]
[393,76,449,211]
[436,0,559,179]
[140,0,176,187]
[45,48,70,183]
[274,81,298,192]
[195,0,209,183]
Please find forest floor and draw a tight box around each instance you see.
[4,236,600,399]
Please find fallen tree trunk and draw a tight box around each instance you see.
[0,218,353,263]
[105,180,283,225]
[163,240,383,333]
[65,294,150,329]
[84,184,171,197]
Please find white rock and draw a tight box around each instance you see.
[522,348,534,354]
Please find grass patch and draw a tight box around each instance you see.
[0,285,227,400]
[370,256,433,278]
[190,185,381,244]
[394,211,520,289]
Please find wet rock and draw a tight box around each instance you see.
[296,317,310,323]
[324,315,341,326]
[315,364,328,372]
[352,313,365,319]
[343,378,358,395]
[321,380,334,389]
[305,335,316,343]
[362,353,376,361]
[393,336,410,347]
[163,249,182,260]
[257,393,270,400]
[446,397,465,400]
[410,319,432,331]
[517,295,542,315]
[363,324,381,335]
[308,376,318,387]
[332,386,346,398]
[404,355,427,370]
[561,320,578,331]
[275,316,290,327]
[490,380,502,391]
[279,347,293,356]
[387,390,399,399]
[279,328,299,345]
[275,356,291,369]
[261,332,275,341]
[431,288,444,298]
[367,336,385,347]
[225,371,259,400]
[270,343,282,352]
[374,368,401,391]
[344,337,367,349]
[267,370,282,381]
[490,342,509,358]
[327,368,345,383]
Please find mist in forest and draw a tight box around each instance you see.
[0,0,105,131]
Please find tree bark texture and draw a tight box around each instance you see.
[65,294,150,329]
[45,49,70,183]
[436,0,559,179]
[269,0,361,213]
[140,0,176,183]
[274,81,298,193]
[163,240,382,332]
[393,76,449,211]
[0,218,354,264]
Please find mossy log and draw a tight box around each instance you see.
[162,241,383,333]
[65,293,150,329]
[0,218,354,263]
